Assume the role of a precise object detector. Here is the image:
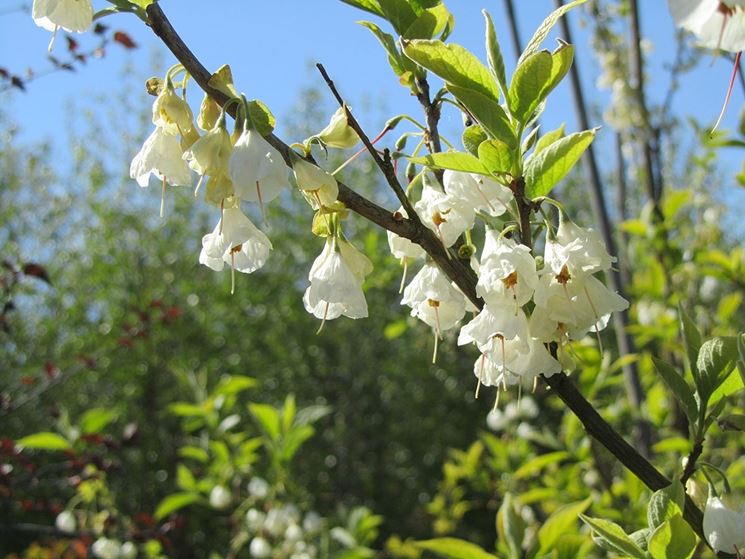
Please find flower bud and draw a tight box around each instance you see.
[209,485,232,510]
[249,536,272,558]
[55,510,76,534]
[292,157,338,208]
[316,108,359,149]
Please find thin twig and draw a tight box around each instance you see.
[315,63,419,223]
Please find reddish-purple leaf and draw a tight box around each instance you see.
[10,76,24,91]
[22,263,51,284]
[113,31,137,49]
[66,36,79,52]
[0,68,8,79]
[93,22,108,35]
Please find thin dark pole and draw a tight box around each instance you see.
[552,0,651,455]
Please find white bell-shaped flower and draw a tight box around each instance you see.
[668,0,745,53]
[401,263,466,334]
[152,83,195,136]
[199,206,272,293]
[292,157,338,208]
[229,129,287,206]
[458,305,529,350]
[303,238,371,321]
[545,218,615,278]
[477,233,538,309]
[130,125,192,188]
[703,494,745,554]
[414,184,474,248]
[387,207,426,260]
[32,0,93,33]
[443,170,512,218]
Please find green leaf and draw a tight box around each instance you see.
[403,4,451,40]
[378,0,417,35]
[536,498,591,556]
[462,125,487,157]
[509,42,573,125]
[16,432,70,451]
[409,151,489,174]
[647,483,685,529]
[647,515,696,559]
[718,413,745,431]
[282,425,315,460]
[580,515,646,559]
[79,408,117,435]
[249,403,281,441]
[523,129,595,198]
[652,357,698,427]
[359,21,419,84]
[483,10,507,97]
[696,336,740,402]
[518,0,588,66]
[214,375,257,397]
[708,365,744,407]
[154,492,202,520]
[168,403,208,417]
[448,85,516,148]
[295,404,332,427]
[402,40,500,101]
[477,139,513,177]
[179,446,209,463]
[678,305,702,377]
[282,394,296,434]
[339,0,385,18]
[176,464,197,491]
[508,50,553,124]
[246,99,275,136]
[738,333,745,387]
[497,494,525,557]
[414,538,499,559]
[513,451,570,480]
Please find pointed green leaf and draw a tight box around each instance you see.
[580,515,646,559]
[281,425,315,460]
[478,139,513,177]
[483,10,507,97]
[647,515,696,559]
[738,333,745,386]
[696,336,740,402]
[16,432,71,451]
[652,357,698,427]
[647,483,685,529]
[409,151,489,174]
[80,408,117,435]
[168,403,208,417]
[402,40,500,101]
[523,129,595,198]
[448,85,516,148]
[294,404,332,427]
[678,305,702,377]
[518,0,588,66]
[339,0,385,18]
[709,366,744,407]
[534,124,566,155]
[415,538,499,559]
[513,451,570,480]
[403,4,451,39]
[282,394,296,433]
[176,464,197,491]
[179,446,209,463]
[379,0,417,35]
[154,492,202,520]
[359,21,418,80]
[536,498,591,556]
[462,125,487,157]
[497,494,525,558]
[214,375,257,397]
[249,403,281,441]
[521,126,540,154]
[508,50,553,124]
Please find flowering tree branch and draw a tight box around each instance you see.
[142,2,729,550]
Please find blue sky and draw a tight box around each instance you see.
[0,1,742,190]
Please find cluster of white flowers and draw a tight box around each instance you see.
[391,183,628,393]
[244,482,324,559]
[91,538,137,559]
